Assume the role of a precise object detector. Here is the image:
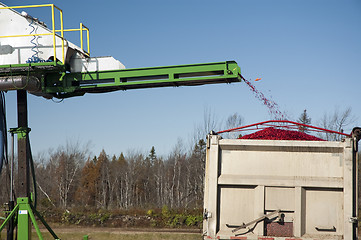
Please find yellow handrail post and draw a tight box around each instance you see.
[51,4,56,64]
[80,23,83,52]
[86,28,90,55]
[0,4,90,63]
[59,9,64,63]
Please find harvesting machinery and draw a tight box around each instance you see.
[0,3,242,239]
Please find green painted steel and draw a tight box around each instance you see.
[45,61,241,98]
[0,203,19,232]
[0,61,60,69]
[31,203,60,239]
[10,127,31,140]
[0,197,60,240]
[0,61,65,76]
[0,61,241,99]
[17,198,32,240]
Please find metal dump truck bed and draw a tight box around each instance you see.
[203,134,359,240]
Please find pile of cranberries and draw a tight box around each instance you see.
[239,127,324,141]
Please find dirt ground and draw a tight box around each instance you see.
[53,226,201,233]
[1,227,202,240]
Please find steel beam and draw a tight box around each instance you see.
[17,90,30,197]
[16,90,32,239]
[44,61,242,98]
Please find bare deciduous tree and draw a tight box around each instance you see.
[224,113,244,139]
[46,140,89,209]
[193,107,220,145]
[318,107,356,141]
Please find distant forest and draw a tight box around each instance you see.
[0,140,206,211]
[0,107,358,212]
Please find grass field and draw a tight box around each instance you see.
[1,228,201,240]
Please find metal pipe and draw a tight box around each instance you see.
[51,4,57,62]
[7,132,15,240]
[86,27,90,54]
[0,4,54,10]
[10,132,14,202]
[60,9,64,63]
[0,76,40,92]
[0,33,54,38]
[80,23,83,51]
[217,120,352,137]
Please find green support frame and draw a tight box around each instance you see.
[0,197,60,240]
[0,92,60,240]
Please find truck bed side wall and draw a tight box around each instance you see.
[203,136,356,240]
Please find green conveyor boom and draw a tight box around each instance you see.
[0,61,241,99]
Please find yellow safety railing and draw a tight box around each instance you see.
[0,4,90,64]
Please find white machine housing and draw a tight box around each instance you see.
[0,3,125,72]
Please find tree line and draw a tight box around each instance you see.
[0,107,357,211]
[0,139,206,211]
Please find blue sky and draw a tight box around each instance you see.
[2,0,361,157]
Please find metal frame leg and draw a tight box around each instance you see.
[0,91,60,240]
[0,197,60,240]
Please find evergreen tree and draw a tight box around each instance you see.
[297,109,311,132]
[149,146,156,165]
